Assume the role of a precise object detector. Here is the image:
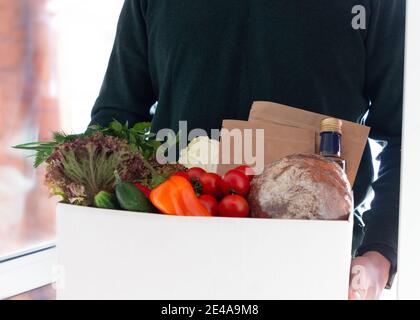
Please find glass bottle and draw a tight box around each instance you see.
[320,118,346,171]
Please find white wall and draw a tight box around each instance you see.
[397,0,420,300]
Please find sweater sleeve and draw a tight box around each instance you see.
[91,0,156,127]
[356,0,406,288]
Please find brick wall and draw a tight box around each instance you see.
[0,0,59,147]
[0,0,58,253]
[0,0,26,148]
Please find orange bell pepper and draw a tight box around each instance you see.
[150,176,211,216]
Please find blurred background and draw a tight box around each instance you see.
[0,0,123,263]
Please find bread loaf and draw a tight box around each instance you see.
[249,154,353,220]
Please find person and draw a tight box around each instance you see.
[90,0,406,299]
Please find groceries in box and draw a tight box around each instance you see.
[14,102,369,221]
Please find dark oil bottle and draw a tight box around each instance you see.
[320,118,346,171]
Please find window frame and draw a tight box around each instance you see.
[0,243,56,299]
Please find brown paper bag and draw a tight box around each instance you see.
[249,101,370,186]
[217,119,316,175]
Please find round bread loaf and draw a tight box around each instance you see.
[249,154,353,220]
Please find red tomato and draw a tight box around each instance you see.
[218,195,250,218]
[234,165,255,181]
[199,173,223,198]
[198,195,219,216]
[221,170,251,197]
[186,167,206,181]
[171,171,190,181]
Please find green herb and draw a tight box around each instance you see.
[13,120,187,206]
[13,120,161,168]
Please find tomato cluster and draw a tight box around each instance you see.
[173,166,254,218]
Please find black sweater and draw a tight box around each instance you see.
[91,0,405,284]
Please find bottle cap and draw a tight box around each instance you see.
[321,118,343,134]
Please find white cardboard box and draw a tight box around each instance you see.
[56,203,353,300]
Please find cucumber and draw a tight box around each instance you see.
[116,181,156,213]
[94,191,119,210]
